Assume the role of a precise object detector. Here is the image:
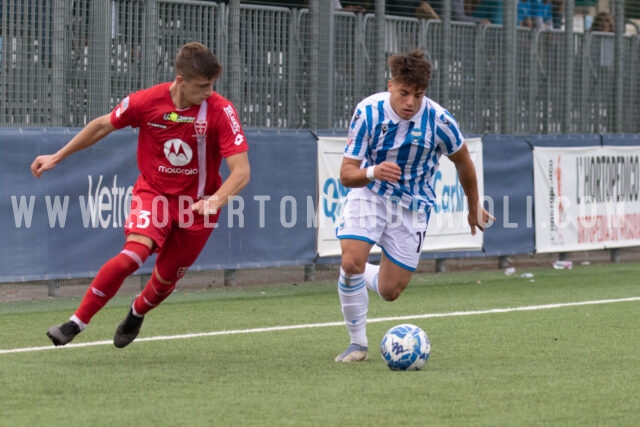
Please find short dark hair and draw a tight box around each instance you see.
[388,49,431,90]
[175,42,223,81]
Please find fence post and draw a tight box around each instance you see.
[48,280,61,297]
[143,0,159,89]
[227,0,241,106]
[502,0,517,134]
[439,0,451,108]
[139,273,151,291]
[224,269,237,287]
[304,264,316,281]
[308,0,319,129]
[613,0,624,133]
[498,256,510,269]
[610,248,620,263]
[318,0,334,128]
[374,0,385,89]
[88,0,110,118]
[51,1,67,126]
[562,0,575,133]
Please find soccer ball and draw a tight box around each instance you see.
[380,324,430,371]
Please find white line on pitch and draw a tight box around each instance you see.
[2,296,639,355]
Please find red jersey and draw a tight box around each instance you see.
[110,82,248,199]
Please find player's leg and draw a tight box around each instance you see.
[114,213,216,348]
[334,188,384,362]
[376,251,414,301]
[46,235,153,346]
[335,238,374,362]
[372,206,429,301]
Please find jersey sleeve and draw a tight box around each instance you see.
[211,102,249,157]
[436,110,465,156]
[110,93,140,129]
[344,106,369,160]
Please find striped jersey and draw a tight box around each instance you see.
[344,91,464,212]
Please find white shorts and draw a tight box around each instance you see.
[336,187,430,271]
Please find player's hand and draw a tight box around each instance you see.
[31,155,58,178]
[374,161,402,183]
[191,196,219,216]
[468,206,495,235]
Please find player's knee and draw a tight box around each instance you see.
[378,281,407,301]
[379,288,401,302]
[154,269,177,284]
[341,257,366,275]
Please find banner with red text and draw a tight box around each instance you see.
[533,146,640,253]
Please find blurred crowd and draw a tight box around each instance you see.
[234,0,627,33]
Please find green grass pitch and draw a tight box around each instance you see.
[1,263,639,426]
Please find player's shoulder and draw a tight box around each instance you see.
[425,97,459,127]
[206,92,243,132]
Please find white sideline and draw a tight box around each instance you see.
[2,296,639,355]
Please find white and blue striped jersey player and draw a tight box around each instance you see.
[345,91,464,212]
[337,91,465,271]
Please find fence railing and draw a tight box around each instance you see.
[0,0,638,134]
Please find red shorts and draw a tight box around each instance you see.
[124,178,220,282]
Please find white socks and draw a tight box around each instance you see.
[363,263,380,295]
[338,267,368,347]
[70,315,87,331]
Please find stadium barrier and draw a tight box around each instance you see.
[1,128,638,286]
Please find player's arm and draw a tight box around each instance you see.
[192,152,251,216]
[448,144,495,235]
[31,114,116,178]
[339,157,401,188]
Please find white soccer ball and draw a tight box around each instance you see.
[380,324,430,371]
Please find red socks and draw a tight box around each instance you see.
[133,271,176,316]
[74,241,151,325]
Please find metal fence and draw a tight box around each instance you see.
[0,0,638,134]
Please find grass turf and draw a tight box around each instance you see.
[1,263,639,426]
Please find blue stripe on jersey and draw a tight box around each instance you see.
[370,102,385,157]
[436,125,454,152]
[396,121,414,173]
[352,111,368,156]
[412,110,429,201]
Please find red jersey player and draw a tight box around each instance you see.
[31,42,250,348]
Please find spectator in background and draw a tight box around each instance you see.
[241,0,308,7]
[470,0,502,24]
[527,0,555,30]
[517,0,534,28]
[590,11,615,32]
[338,0,372,13]
[430,0,491,24]
[386,1,439,20]
[551,0,564,29]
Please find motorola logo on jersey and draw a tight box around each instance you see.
[163,139,193,167]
